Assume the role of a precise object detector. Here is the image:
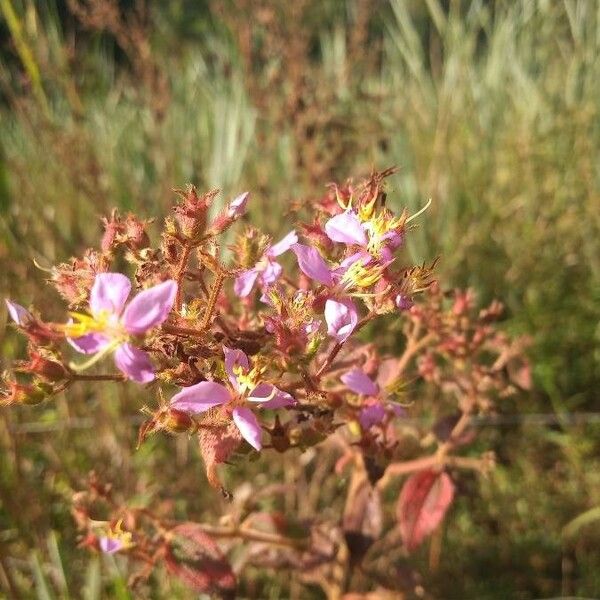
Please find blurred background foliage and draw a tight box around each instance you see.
[0,0,598,597]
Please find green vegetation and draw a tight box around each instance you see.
[0,1,598,597]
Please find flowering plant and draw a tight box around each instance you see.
[2,169,529,598]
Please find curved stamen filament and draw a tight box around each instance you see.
[68,339,121,372]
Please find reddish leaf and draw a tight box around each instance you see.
[165,523,236,599]
[396,469,454,552]
[197,416,242,489]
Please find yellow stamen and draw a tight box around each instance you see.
[340,260,385,290]
[233,364,265,394]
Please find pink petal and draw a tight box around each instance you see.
[324,297,358,342]
[232,406,262,451]
[248,383,296,408]
[341,368,379,396]
[223,346,250,390]
[291,244,333,286]
[227,191,250,218]
[170,381,231,413]
[234,268,260,297]
[259,260,282,286]
[90,273,131,317]
[114,343,155,383]
[5,299,32,325]
[359,402,386,429]
[325,211,368,246]
[332,252,372,283]
[267,230,298,257]
[121,280,177,335]
[99,537,124,554]
[385,230,404,249]
[68,332,111,355]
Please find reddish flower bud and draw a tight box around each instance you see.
[16,350,70,382]
[164,408,195,433]
[1,380,52,406]
[173,186,217,238]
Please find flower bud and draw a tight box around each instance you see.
[2,380,52,406]
[395,294,413,311]
[173,186,217,238]
[16,350,70,382]
[163,408,195,433]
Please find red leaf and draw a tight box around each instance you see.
[197,417,242,489]
[396,469,454,552]
[165,523,236,599]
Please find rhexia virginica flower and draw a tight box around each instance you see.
[66,273,177,383]
[341,367,404,429]
[98,520,133,554]
[169,347,294,450]
[291,243,377,342]
[234,230,298,297]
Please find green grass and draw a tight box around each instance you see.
[0,0,599,597]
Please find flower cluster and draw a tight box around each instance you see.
[2,169,528,597]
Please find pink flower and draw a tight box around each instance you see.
[98,520,133,554]
[341,367,404,429]
[67,273,177,383]
[234,230,298,297]
[290,243,359,342]
[169,347,295,451]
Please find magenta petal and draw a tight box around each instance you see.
[325,212,368,246]
[291,244,333,286]
[341,368,379,396]
[232,406,262,451]
[170,381,231,413]
[223,346,250,390]
[359,403,386,429]
[268,230,299,257]
[68,332,111,355]
[114,343,154,382]
[5,299,32,325]
[324,298,358,342]
[248,383,296,408]
[227,191,250,218]
[90,273,131,317]
[99,537,124,554]
[121,280,177,335]
[234,268,260,297]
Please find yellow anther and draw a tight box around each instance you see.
[358,197,377,221]
[105,519,134,550]
[335,188,353,211]
[341,260,384,290]
[232,364,264,393]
